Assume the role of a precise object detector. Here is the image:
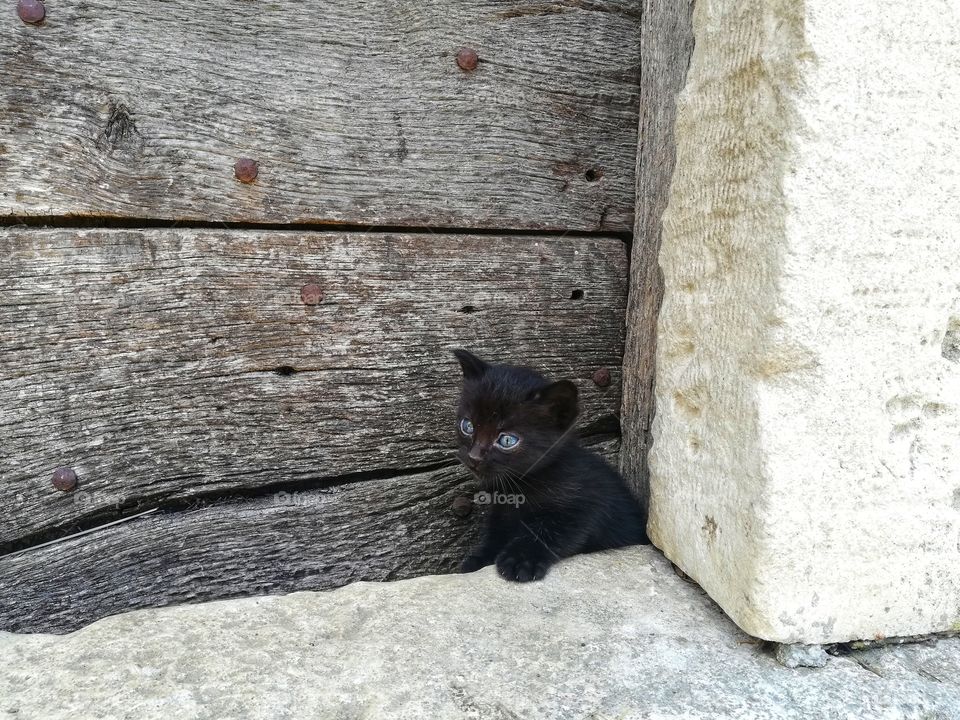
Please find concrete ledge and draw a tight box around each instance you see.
[2,547,958,719]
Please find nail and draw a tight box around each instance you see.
[234,158,258,184]
[17,0,45,24]
[52,467,78,492]
[592,368,611,388]
[451,496,473,517]
[456,47,479,71]
[300,283,324,305]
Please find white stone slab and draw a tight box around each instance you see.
[649,0,960,642]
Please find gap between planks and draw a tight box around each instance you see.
[0,459,464,559]
[0,216,633,244]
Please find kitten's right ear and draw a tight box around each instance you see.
[452,349,489,380]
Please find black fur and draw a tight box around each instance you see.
[452,349,648,582]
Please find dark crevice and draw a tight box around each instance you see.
[1,425,621,559]
[824,630,959,657]
[578,414,621,438]
[570,289,585,300]
[0,460,459,559]
[0,215,633,243]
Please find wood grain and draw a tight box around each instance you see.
[0,228,628,548]
[0,0,639,231]
[0,438,619,634]
[619,0,695,516]
[0,464,478,634]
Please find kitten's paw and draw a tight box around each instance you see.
[495,550,551,583]
[459,554,492,573]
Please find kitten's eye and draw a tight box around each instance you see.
[459,418,475,436]
[495,433,520,450]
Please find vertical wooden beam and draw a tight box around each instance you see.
[620,0,696,521]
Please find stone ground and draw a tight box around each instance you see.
[1,547,958,720]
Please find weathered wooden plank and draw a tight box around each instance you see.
[619,1,695,514]
[0,228,627,547]
[0,465,478,634]
[0,0,639,231]
[0,437,619,634]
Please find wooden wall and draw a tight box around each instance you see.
[0,1,641,632]
[619,0,695,526]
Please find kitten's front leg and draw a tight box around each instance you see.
[460,543,499,573]
[495,536,554,582]
[460,508,513,573]
[495,511,588,582]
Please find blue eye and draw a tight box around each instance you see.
[496,433,520,450]
[459,418,474,436]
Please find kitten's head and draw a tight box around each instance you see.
[451,349,578,488]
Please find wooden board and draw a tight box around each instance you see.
[619,0,695,513]
[0,228,628,550]
[0,437,619,634]
[0,465,479,634]
[0,0,640,231]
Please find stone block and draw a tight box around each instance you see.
[649,0,960,643]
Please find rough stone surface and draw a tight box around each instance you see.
[1,548,959,720]
[648,0,960,642]
[776,643,829,669]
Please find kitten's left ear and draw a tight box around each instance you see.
[528,380,579,428]
[452,349,489,380]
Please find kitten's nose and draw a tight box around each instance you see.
[468,445,485,465]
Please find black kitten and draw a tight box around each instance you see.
[452,349,648,582]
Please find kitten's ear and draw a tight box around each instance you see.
[528,380,579,428]
[452,349,489,380]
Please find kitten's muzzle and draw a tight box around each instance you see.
[457,440,487,469]
[457,448,491,481]
[462,454,483,473]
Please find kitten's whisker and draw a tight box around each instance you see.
[518,415,581,480]
[496,472,517,500]
[508,472,537,498]
[505,473,530,507]
[505,465,556,509]
[500,467,540,507]
[495,469,516,496]
[519,519,562,561]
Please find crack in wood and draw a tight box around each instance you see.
[0,215,632,242]
[0,460,460,558]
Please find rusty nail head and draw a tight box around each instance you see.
[451,496,473,517]
[234,158,258,183]
[17,0,46,24]
[301,283,324,305]
[456,47,479,71]
[592,368,612,388]
[52,467,78,492]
